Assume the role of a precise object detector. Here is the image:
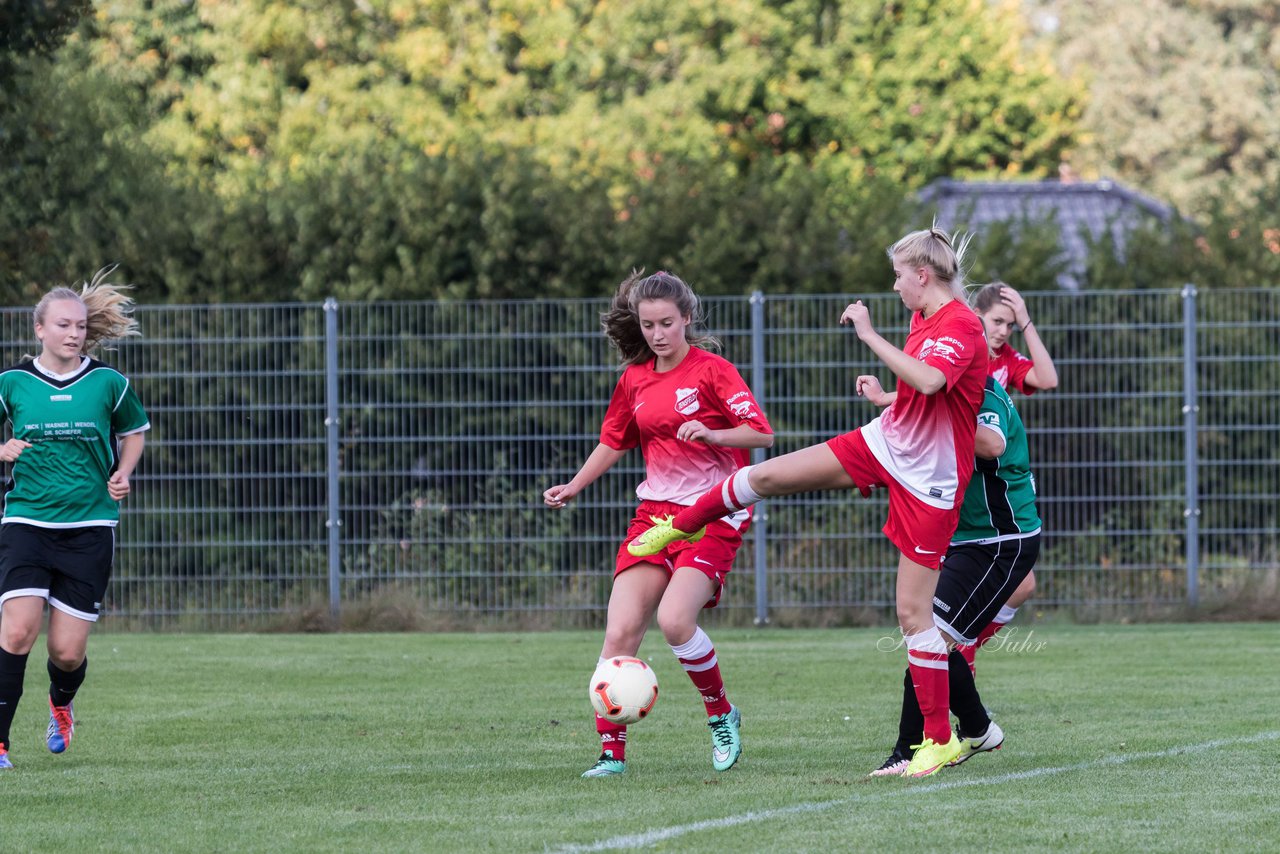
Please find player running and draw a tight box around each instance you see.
[0,272,149,770]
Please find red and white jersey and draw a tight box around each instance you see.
[600,347,772,505]
[989,343,1036,395]
[861,299,987,509]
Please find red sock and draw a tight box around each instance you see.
[975,619,1005,650]
[596,715,627,760]
[959,619,1008,674]
[906,628,951,744]
[671,467,761,533]
[670,627,731,717]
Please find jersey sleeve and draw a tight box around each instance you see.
[112,378,150,435]
[1005,348,1036,395]
[598,372,639,451]
[922,312,982,390]
[711,361,772,435]
[977,387,1007,443]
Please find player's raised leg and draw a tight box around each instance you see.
[630,445,853,556]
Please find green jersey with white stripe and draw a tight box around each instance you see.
[0,357,149,527]
[952,377,1041,544]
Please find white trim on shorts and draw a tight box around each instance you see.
[0,587,50,608]
[49,596,100,623]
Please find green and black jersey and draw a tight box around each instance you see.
[0,357,149,528]
[952,377,1041,544]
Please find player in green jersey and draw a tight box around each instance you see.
[870,377,1041,776]
[0,271,149,769]
[955,282,1061,670]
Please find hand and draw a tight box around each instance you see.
[107,471,131,501]
[0,438,31,463]
[855,375,890,406]
[676,419,716,445]
[839,300,874,338]
[543,484,578,509]
[1000,286,1031,328]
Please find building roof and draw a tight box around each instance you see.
[920,179,1174,288]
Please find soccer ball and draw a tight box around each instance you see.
[589,656,659,725]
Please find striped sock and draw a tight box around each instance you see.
[670,627,731,717]
[671,467,762,533]
[593,656,627,759]
[905,627,952,745]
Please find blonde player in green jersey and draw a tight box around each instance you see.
[0,270,149,770]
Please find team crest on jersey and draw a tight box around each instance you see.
[675,387,700,415]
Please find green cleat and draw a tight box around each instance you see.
[581,751,626,778]
[626,515,706,557]
[905,732,962,778]
[708,705,742,771]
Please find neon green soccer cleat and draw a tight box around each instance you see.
[626,515,706,557]
[905,733,962,778]
[708,705,742,771]
[581,751,626,778]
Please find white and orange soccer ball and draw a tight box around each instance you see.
[588,656,659,725]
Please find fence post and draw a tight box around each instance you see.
[1181,284,1200,608]
[750,290,770,626]
[324,298,342,620]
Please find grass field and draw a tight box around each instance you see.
[2,622,1278,852]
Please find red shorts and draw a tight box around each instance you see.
[615,500,750,608]
[825,428,959,570]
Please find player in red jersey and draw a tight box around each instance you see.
[971,282,1058,398]
[544,270,774,778]
[628,228,988,776]
[955,282,1060,672]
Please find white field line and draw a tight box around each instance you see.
[549,730,1280,853]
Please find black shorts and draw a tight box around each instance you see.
[0,523,116,622]
[932,534,1040,644]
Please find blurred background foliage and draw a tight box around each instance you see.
[1,0,1277,303]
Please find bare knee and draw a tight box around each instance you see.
[0,616,40,655]
[655,606,697,647]
[46,642,85,672]
[896,603,934,638]
[748,463,786,496]
[601,621,646,658]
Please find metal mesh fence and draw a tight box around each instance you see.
[0,288,1275,629]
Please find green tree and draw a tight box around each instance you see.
[15,0,1083,301]
[1025,0,1280,216]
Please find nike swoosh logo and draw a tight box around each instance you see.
[713,747,731,762]
[693,556,714,566]
[914,546,936,554]
[633,402,645,412]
